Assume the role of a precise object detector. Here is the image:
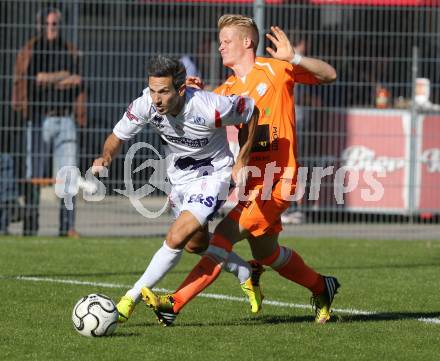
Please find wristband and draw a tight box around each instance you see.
[290,53,302,65]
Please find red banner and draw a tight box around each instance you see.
[341,110,410,212]
[417,114,440,211]
[310,0,440,6]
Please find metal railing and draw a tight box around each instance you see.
[1,0,439,237]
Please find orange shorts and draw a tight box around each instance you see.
[227,179,295,237]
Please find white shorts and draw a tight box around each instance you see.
[168,177,231,226]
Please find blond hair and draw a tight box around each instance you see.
[218,14,259,52]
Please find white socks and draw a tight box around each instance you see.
[203,232,251,284]
[125,240,251,303]
[223,251,251,284]
[126,241,183,303]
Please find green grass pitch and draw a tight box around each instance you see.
[1,236,439,361]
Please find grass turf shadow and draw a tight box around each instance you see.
[126,311,440,328]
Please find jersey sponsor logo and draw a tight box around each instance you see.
[175,156,213,171]
[175,156,214,177]
[256,82,268,96]
[126,102,139,122]
[188,194,216,207]
[265,107,270,116]
[190,116,206,125]
[252,124,270,152]
[272,126,279,151]
[151,114,165,129]
[164,134,209,148]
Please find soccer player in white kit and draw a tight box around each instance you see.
[92,55,260,323]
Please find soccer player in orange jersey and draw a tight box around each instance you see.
[142,14,340,325]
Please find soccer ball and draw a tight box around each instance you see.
[72,293,118,337]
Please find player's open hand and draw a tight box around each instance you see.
[266,26,295,62]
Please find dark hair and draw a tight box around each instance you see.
[36,7,62,33]
[147,55,186,91]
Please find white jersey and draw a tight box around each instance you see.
[113,87,255,185]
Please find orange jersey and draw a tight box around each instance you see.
[215,57,319,184]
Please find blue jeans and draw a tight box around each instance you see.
[0,153,18,234]
[24,115,77,235]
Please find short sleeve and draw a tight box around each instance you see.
[196,92,255,129]
[113,91,150,140]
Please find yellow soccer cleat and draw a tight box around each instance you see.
[241,260,265,313]
[311,276,341,324]
[141,287,178,326]
[116,295,136,323]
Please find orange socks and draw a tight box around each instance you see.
[172,255,222,313]
[172,234,233,313]
[170,237,325,314]
[276,250,325,295]
[258,246,325,295]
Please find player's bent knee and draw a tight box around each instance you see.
[257,246,280,267]
[257,245,291,270]
[165,229,187,250]
[184,242,208,254]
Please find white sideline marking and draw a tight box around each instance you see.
[14,276,438,325]
[417,318,440,325]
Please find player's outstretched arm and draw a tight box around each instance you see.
[266,26,336,84]
[92,133,124,174]
[232,107,259,184]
